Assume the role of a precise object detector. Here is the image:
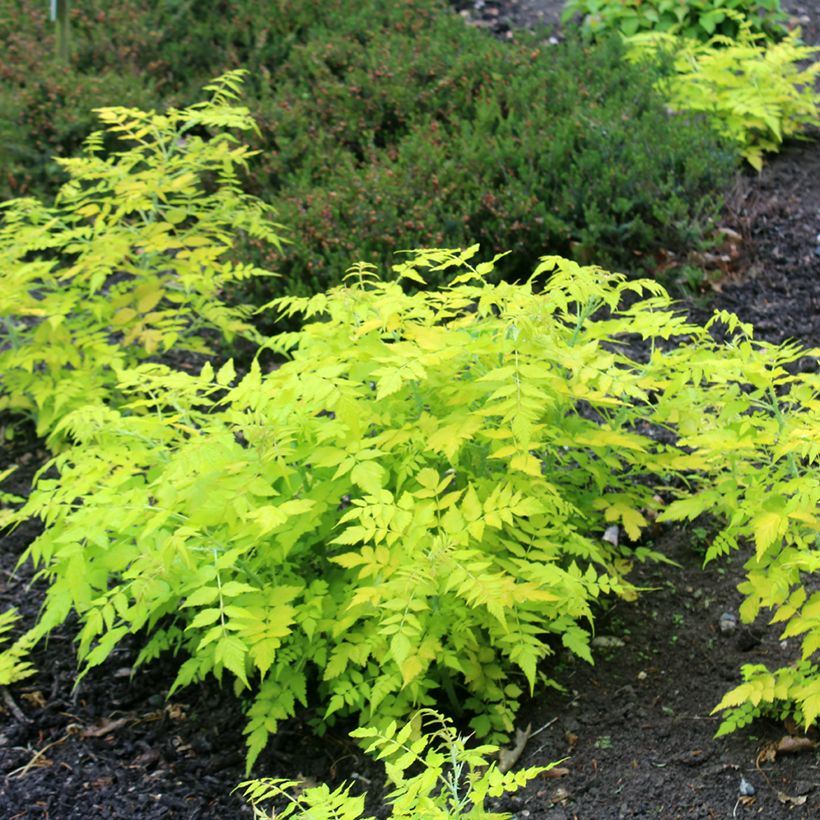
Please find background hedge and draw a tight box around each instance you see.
[0,0,736,296]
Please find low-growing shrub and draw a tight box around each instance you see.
[239,709,556,818]
[0,0,450,199]
[0,66,158,197]
[2,0,736,295]
[562,0,787,42]
[249,27,735,295]
[626,23,820,170]
[4,248,817,770]
[0,72,283,442]
[0,0,344,197]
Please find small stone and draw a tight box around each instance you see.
[719,612,737,634]
[739,775,756,796]
[592,635,625,649]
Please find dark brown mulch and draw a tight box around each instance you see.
[2,3,819,818]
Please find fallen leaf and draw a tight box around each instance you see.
[756,744,776,768]
[718,226,742,243]
[552,786,571,804]
[80,717,130,738]
[777,792,807,807]
[165,703,187,721]
[130,748,162,768]
[20,691,46,708]
[775,735,815,755]
[498,724,532,773]
[542,766,570,779]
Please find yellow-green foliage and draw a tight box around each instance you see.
[627,24,820,169]
[654,319,820,730]
[713,660,818,736]
[239,709,555,819]
[0,465,23,529]
[0,71,283,443]
[0,608,35,686]
[4,247,817,769]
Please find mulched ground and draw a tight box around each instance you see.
[1,2,819,818]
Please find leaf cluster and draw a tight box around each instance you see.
[0,71,284,442]
[562,0,787,42]
[713,660,819,735]
[626,22,820,170]
[0,608,36,686]
[239,709,554,819]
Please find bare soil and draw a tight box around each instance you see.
[1,2,819,818]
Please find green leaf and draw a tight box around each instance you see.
[183,586,220,608]
[217,359,236,386]
[351,461,385,493]
[216,635,249,687]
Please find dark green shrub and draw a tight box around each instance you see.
[1,0,735,295]
[255,31,735,294]
[0,0,340,197]
[0,67,157,196]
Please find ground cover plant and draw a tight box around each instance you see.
[0,0,736,295]
[0,71,283,443]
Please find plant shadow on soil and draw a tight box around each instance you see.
[2,4,820,819]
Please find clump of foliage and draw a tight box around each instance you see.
[713,660,818,736]
[0,71,284,442]
[654,326,819,731]
[626,23,820,170]
[1,0,735,293]
[239,709,555,818]
[562,0,787,42]
[0,607,35,685]
[4,247,817,770]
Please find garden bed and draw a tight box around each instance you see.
[1,2,818,818]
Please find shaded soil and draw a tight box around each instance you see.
[2,3,819,818]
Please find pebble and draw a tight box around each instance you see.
[718,612,737,634]
[602,524,620,546]
[739,775,756,796]
[592,635,625,649]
